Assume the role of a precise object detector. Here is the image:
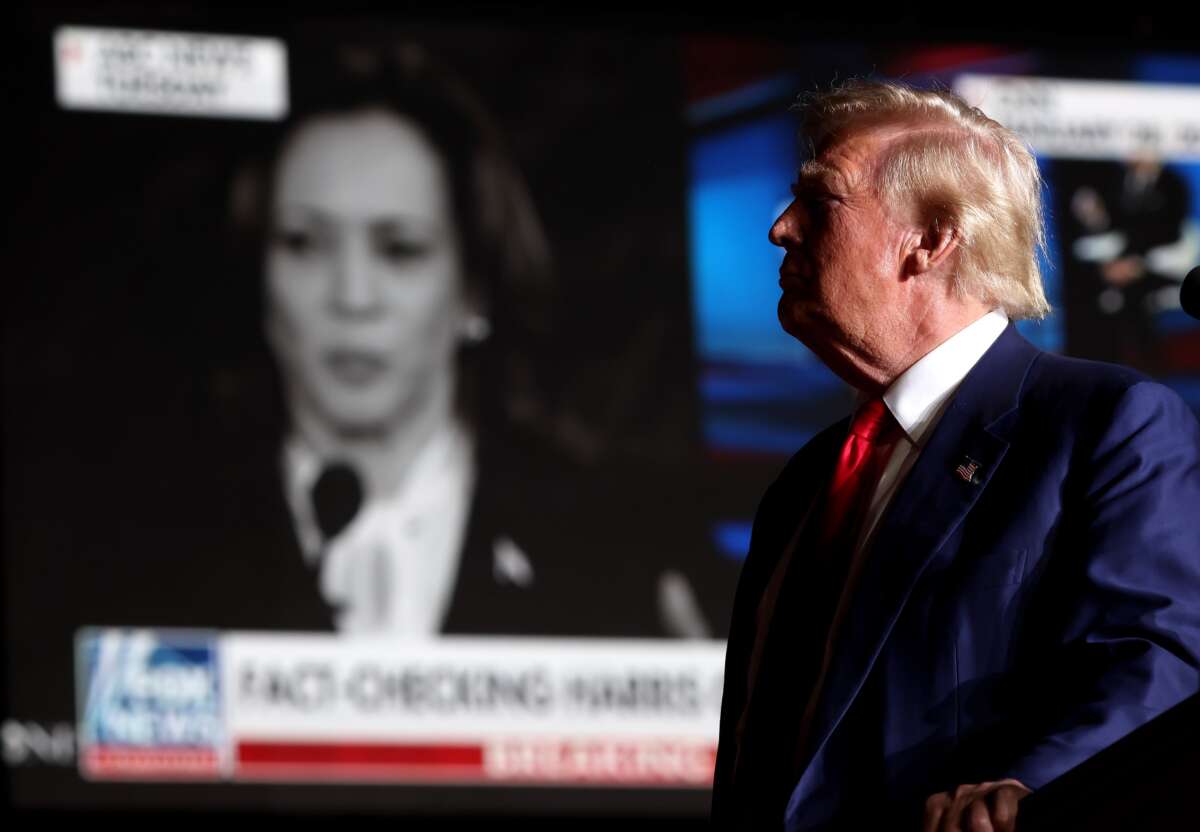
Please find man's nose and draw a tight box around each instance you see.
[769,202,803,249]
[330,236,382,316]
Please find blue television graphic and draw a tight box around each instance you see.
[687,113,855,459]
[76,629,225,779]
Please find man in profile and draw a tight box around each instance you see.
[711,80,1200,831]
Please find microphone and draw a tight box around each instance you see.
[311,462,363,541]
[1182,266,1200,320]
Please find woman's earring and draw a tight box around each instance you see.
[460,313,492,344]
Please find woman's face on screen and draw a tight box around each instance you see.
[265,108,467,436]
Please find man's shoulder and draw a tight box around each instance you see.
[771,417,850,491]
[1002,347,1200,477]
[743,417,849,542]
[1020,349,1194,427]
[1025,349,1151,397]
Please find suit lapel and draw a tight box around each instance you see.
[733,418,850,663]
[737,424,844,714]
[715,419,848,810]
[791,324,1041,791]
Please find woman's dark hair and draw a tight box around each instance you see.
[226,37,554,433]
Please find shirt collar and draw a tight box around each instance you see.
[280,419,474,563]
[882,309,1009,446]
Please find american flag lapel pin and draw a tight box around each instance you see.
[955,456,982,484]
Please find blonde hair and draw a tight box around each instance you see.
[797,79,1051,320]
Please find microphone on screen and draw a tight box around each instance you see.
[1182,266,1200,320]
[311,462,363,542]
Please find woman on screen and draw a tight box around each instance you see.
[218,40,715,638]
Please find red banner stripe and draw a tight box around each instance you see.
[237,740,483,767]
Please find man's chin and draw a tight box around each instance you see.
[777,299,815,342]
[778,304,845,368]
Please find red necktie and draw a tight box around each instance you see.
[817,397,901,554]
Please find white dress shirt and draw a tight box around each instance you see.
[856,308,1011,558]
[741,309,1011,763]
[282,421,476,636]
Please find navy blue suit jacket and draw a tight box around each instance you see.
[712,323,1200,830]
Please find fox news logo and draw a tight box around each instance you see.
[76,628,225,779]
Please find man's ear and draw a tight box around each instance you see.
[903,218,960,278]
